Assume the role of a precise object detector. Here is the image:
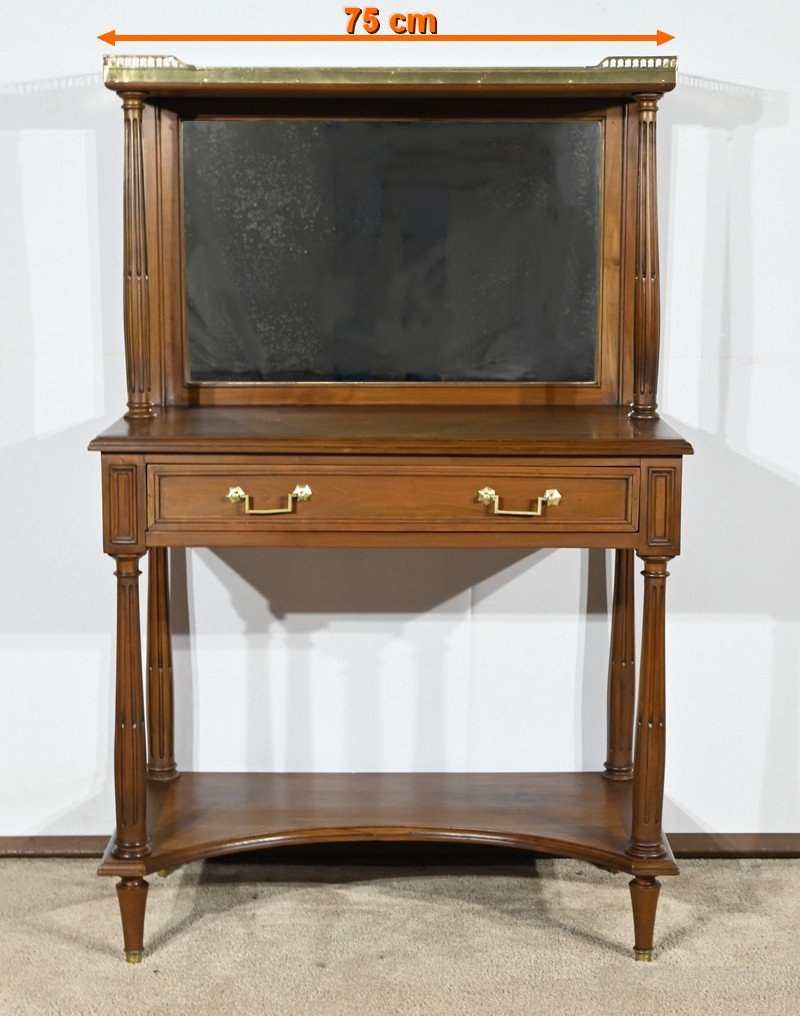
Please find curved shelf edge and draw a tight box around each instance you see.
[97,772,680,881]
[98,825,679,880]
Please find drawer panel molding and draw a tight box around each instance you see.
[147,459,640,535]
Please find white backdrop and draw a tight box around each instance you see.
[1,1,798,836]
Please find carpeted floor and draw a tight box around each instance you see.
[0,856,798,1015]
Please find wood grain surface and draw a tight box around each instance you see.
[90,405,693,457]
[97,772,679,880]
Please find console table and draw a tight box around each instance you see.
[90,54,691,963]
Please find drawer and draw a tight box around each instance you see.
[147,459,639,533]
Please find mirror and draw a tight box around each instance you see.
[183,119,602,384]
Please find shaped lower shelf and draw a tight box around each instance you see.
[98,771,678,879]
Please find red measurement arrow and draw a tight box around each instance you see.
[98,29,675,46]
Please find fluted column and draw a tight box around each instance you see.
[112,554,150,861]
[604,549,636,780]
[146,548,178,781]
[121,92,155,419]
[626,556,670,859]
[630,93,661,421]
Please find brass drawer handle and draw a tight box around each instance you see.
[225,484,312,515]
[477,486,561,517]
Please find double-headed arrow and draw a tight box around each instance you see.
[99,29,675,46]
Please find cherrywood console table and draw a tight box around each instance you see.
[90,55,691,963]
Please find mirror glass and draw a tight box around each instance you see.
[183,119,602,383]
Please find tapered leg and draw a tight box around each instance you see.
[625,556,670,959]
[146,547,178,781]
[116,877,149,963]
[604,549,636,781]
[626,556,670,861]
[629,876,661,961]
[112,555,150,961]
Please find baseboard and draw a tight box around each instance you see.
[2,833,799,860]
[0,836,109,858]
[668,834,800,859]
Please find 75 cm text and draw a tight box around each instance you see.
[344,7,439,35]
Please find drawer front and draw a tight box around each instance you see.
[148,460,639,533]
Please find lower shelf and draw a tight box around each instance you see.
[98,772,678,879]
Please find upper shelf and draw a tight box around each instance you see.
[102,54,677,98]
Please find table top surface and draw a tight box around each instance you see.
[90,405,693,457]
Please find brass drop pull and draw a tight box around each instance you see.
[225,484,312,515]
[477,486,561,517]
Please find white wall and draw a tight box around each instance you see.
[1,1,798,836]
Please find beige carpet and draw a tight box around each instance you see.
[1,856,798,1015]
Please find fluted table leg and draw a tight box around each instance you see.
[625,554,671,959]
[604,548,636,781]
[627,556,670,860]
[147,547,178,781]
[112,554,150,962]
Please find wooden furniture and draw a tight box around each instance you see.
[90,54,691,963]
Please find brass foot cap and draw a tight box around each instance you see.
[125,950,143,964]
[634,948,653,963]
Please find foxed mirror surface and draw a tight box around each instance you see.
[183,119,602,384]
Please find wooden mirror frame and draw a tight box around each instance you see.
[108,57,674,418]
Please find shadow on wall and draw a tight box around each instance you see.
[177,545,567,774]
[0,73,127,835]
[658,72,797,831]
[0,71,124,636]
[1,70,796,834]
